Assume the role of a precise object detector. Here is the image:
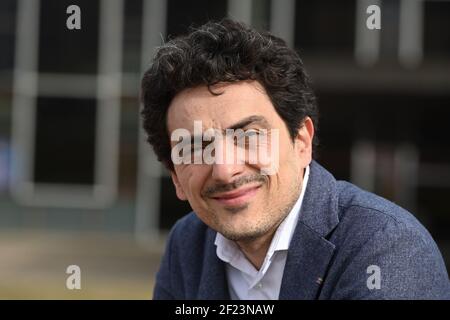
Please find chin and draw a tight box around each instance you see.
[216,217,270,240]
[219,226,268,242]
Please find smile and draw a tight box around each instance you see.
[210,184,262,207]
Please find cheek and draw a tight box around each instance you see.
[274,145,299,181]
[181,167,210,200]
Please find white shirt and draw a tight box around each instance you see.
[214,165,310,300]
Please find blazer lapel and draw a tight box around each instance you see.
[279,222,336,299]
[196,229,230,299]
[279,161,340,299]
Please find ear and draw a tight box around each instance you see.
[170,171,188,201]
[295,116,314,164]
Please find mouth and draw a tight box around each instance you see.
[210,184,262,207]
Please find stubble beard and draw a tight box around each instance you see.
[212,180,302,242]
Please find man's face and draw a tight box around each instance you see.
[167,81,314,242]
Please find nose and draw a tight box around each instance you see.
[210,133,247,183]
[211,162,245,183]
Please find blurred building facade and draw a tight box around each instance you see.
[0,0,449,268]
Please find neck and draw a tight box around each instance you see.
[236,224,279,270]
[236,170,306,270]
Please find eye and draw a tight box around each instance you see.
[232,129,261,148]
[245,129,259,137]
[233,130,255,143]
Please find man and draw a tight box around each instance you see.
[141,19,450,299]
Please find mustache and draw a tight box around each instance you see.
[202,174,267,198]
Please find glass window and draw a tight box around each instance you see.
[33,96,97,185]
[38,0,100,74]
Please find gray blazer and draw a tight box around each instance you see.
[153,161,450,299]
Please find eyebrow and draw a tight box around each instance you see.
[189,115,271,142]
[226,115,270,131]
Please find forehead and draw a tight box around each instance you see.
[166,81,279,133]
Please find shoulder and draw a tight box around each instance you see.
[335,180,434,245]
[324,181,450,299]
[170,211,209,241]
[166,212,213,257]
[153,212,214,299]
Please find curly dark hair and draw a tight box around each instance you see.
[141,19,319,171]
